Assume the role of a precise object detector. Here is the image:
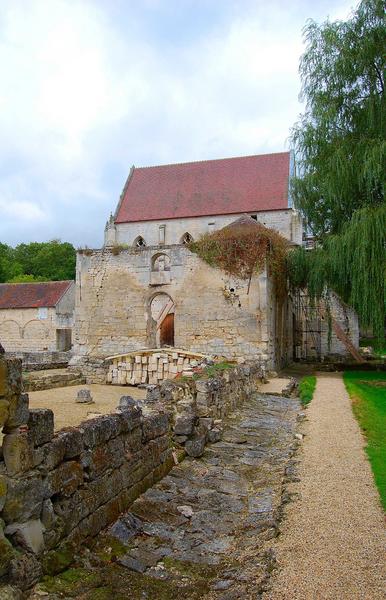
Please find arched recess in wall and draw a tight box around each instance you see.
[0,320,21,341]
[151,253,171,272]
[180,232,193,245]
[148,292,175,347]
[133,236,146,248]
[23,319,48,340]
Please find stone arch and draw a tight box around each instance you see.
[180,232,194,245]
[133,236,146,248]
[23,319,48,340]
[151,252,171,272]
[148,292,175,347]
[0,320,21,341]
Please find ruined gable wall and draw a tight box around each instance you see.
[109,209,302,247]
[73,245,274,374]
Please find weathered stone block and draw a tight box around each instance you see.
[4,393,29,431]
[41,499,56,530]
[80,413,123,448]
[8,552,42,591]
[2,433,33,476]
[208,427,223,443]
[59,429,83,459]
[118,407,142,433]
[28,408,54,446]
[142,413,169,442]
[2,476,44,524]
[45,461,83,498]
[5,518,45,555]
[185,435,206,458]
[174,415,195,436]
[40,436,67,471]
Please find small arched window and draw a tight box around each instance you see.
[181,232,193,245]
[134,236,146,248]
[151,253,171,272]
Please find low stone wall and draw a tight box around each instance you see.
[0,356,263,593]
[23,369,86,392]
[6,351,72,372]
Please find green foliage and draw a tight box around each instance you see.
[360,337,386,357]
[298,375,317,406]
[189,220,289,297]
[344,370,386,511]
[291,0,385,238]
[288,204,386,339]
[0,240,76,283]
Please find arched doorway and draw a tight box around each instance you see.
[150,293,175,347]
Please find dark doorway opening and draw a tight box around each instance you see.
[160,313,174,346]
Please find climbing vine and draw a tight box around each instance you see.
[189,218,289,297]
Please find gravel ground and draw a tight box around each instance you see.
[264,373,386,600]
[28,384,146,431]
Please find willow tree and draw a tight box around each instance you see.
[289,0,385,339]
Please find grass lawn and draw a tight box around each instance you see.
[344,370,386,511]
[298,375,317,407]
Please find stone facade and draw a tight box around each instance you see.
[105,209,303,248]
[72,244,292,374]
[0,283,75,354]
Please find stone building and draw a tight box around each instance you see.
[0,281,75,353]
[72,151,359,380]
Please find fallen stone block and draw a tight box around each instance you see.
[208,427,223,443]
[75,388,94,404]
[185,435,206,458]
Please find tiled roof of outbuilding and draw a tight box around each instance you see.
[0,281,73,309]
[115,152,290,224]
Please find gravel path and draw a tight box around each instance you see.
[264,373,386,600]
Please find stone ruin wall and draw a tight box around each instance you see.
[72,245,279,376]
[0,355,263,592]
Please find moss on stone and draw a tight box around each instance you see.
[41,567,101,596]
[41,544,76,576]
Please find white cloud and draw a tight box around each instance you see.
[0,0,355,246]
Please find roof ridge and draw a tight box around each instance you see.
[0,280,73,286]
[134,151,290,171]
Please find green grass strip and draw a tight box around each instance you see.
[298,375,317,407]
[344,370,386,512]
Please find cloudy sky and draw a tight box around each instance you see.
[0,0,355,248]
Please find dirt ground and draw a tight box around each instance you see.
[28,384,147,431]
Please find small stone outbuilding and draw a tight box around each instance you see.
[0,281,75,353]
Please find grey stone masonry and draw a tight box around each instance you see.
[0,354,264,593]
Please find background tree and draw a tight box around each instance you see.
[0,240,76,283]
[289,0,385,339]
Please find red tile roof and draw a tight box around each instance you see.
[0,281,73,309]
[115,152,291,224]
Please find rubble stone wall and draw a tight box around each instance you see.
[0,355,263,591]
